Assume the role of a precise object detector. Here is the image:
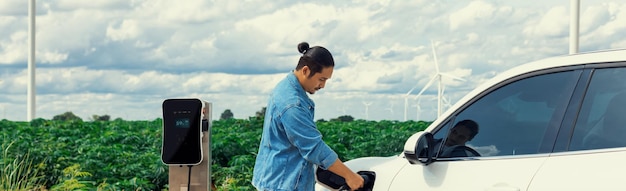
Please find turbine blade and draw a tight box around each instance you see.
[405,85,417,96]
[414,75,437,100]
[440,72,465,81]
[431,40,440,74]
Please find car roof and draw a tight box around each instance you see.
[427,48,626,129]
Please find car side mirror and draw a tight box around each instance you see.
[404,132,435,165]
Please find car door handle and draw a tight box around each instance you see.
[485,183,521,191]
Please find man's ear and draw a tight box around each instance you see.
[301,66,310,77]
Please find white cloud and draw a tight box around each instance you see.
[0,1,28,16]
[54,0,130,10]
[36,9,110,54]
[0,31,27,64]
[38,50,68,64]
[595,4,626,37]
[523,6,569,38]
[579,2,626,50]
[580,4,611,33]
[135,0,259,24]
[449,1,496,31]
[106,19,142,41]
[0,16,18,30]
[1,0,626,122]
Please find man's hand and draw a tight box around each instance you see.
[327,159,365,190]
[344,172,364,190]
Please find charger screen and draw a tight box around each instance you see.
[175,118,190,128]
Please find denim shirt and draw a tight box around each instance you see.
[252,72,338,191]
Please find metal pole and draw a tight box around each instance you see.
[437,75,442,117]
[403,98,408,121]
[569,0,580,54]
[27,0,36,121]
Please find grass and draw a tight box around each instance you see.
[0,140,45,191]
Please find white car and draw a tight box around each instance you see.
[316,49,626,190]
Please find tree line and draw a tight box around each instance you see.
[50,107,356,122]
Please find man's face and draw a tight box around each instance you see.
[299,66,333,94]
[445,125,472,146]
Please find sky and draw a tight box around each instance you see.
[1,0,626,122]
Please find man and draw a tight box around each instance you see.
[436,119,480,158]
[252,42,364,191]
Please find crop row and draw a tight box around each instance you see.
[0,118,429,190]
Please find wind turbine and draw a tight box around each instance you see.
[385,101,395,114]
[363,101,372,120]
[1,104,5,120]
[440,86,454,111]
[414,40,465,118]
[428,91,453,115]
[336,106,347,115]
[403,87,416,121]
[414,99,422,121]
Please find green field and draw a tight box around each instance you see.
[0,118,429,190]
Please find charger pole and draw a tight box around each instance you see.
[168,131,210,191]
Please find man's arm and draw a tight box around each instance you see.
[281,107,363,189]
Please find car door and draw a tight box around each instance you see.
[528,65,626,190]
[389,69,581,190]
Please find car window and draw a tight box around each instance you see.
[569,67,626,151]
[433,71,579,158]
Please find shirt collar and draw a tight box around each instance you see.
[287,71,306,96]
[287,71,314,106]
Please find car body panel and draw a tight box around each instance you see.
[315,49,626,191]
[528,137,626,190]
[389,155,548,191]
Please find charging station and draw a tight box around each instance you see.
[162,98,212,191]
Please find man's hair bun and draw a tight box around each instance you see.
[297,42,310,54]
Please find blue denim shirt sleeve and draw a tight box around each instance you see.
[281,106,338,169]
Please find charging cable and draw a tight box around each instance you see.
[187,165,193,191]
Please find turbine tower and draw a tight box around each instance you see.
[440,86,453,111]
[414,41,465,118]
[363,101,372,120]
[1,104,5,120]
[403,86,418,121]
[336,106,347,115]
[27,0,36,121]
[414,99,422,121]
[385,101,395,114]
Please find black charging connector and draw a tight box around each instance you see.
[316,167,376,191]
[202,119,209,132]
